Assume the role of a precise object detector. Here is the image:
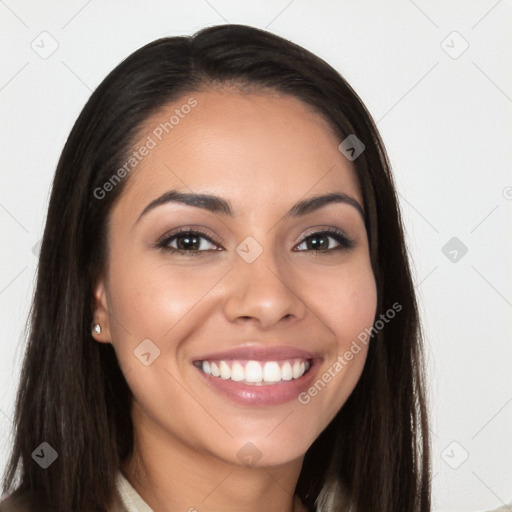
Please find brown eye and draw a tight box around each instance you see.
[295,229,354,253]
[157,230,221,255]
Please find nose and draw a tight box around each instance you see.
[223,250,308,330]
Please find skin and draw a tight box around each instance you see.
[92,89,377,512]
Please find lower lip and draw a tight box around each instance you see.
[195,360,320,407]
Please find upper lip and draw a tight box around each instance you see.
[193,344,320,362]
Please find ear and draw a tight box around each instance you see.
[91,276,112,344]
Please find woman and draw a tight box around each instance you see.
[0,24,430,511]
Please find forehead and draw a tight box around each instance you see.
[115,89,362,219]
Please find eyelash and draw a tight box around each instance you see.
[156,227,355,256]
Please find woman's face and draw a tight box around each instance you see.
[93,89,377,467]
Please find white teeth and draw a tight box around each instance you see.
[198,358,311,384]
[281,361,292,381]
[210,362,220,377]
[219,361,231,380]
[292,361,301,379]
[231,362,245,381]
[245,361,263,383]
[263,361,281,382]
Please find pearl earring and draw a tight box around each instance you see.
[92,323,101,335]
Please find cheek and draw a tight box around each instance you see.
[307,260,378,348]
[337,273,377,347]
[295,260,377,417]
[106,248,225,342]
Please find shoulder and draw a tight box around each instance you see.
[0,492,33,512]
[0,489,128,512]
[0,471,132,512]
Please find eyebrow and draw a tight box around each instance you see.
[135,189,365,225]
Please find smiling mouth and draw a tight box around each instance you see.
[193,358,312,386]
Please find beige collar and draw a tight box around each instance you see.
[115,470,308,512]
[115,471,154,512]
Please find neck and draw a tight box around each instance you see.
[120,405,307,512]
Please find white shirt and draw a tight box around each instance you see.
[116,471,154,512]
[113,472,512,512]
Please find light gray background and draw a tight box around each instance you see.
[1,1,511,510]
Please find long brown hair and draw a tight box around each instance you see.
[2,24,430,511]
